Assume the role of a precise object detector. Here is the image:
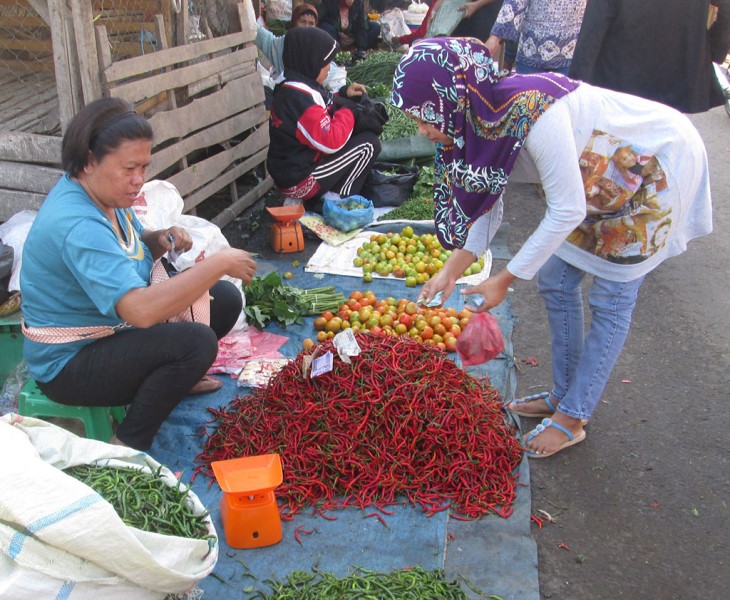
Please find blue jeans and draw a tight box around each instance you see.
[536,255,645,420]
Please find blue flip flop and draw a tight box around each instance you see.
[506,391,557,418]
[525,418,586,458]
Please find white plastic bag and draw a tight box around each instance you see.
[0,210,36,292]
[379,8,411,43]
[132,180,247,328]
[0,414,218,599]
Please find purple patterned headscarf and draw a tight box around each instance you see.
[390,38,580,250]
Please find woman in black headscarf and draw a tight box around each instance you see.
[266,26,381,205]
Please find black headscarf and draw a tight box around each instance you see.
[282,27,338,84]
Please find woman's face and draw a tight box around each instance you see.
[317,62,331,84]
[80,139,152,215]
[295,12,317,27]
[414,118,454,145]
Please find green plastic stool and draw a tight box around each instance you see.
[17,379,126,442]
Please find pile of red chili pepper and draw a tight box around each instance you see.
[194,333,523,520]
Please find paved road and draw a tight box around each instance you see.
[501,105,730,599]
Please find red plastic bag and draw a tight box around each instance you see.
[456,312,504,367]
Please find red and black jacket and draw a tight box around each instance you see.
[267,80,355,189]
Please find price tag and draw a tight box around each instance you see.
[310,350,334,378]
[333,329,361,363]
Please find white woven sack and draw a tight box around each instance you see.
[0,414,218,599]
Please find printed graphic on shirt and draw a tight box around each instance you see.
[568,130,672,265]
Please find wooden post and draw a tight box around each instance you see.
[71,0,103,103]
[47,0,83,131]
[175,0,190,46]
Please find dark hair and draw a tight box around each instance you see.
[61,97,153,177]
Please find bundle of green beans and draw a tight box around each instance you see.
[377,165,435,221]
[65,464,212,540]
[380,103,418,141]
[251,567,484,599]
[347,52,403,87]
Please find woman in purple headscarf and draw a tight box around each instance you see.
[391,38,712,458]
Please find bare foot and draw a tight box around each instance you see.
[525,413,586,457]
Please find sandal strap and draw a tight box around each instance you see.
[511,391,549,405]
[544,395,557,413]
[527,418,575,443]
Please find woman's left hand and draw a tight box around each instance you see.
[457,2,478,18]
[461,268,516,312]
[346,82,367,98]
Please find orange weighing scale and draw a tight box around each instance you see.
[266,205,305,253]
[211,454,284,549]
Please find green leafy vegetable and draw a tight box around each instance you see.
[243,272,346,329]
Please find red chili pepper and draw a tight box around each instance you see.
[530,514,544,529]
[294,525,313,546]
[557,543,571,551]
[195,332,522,520]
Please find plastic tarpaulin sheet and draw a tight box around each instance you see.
[147,245,538,600]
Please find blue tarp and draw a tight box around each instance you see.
[148,238,538,599]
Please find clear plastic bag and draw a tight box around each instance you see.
[456,312,504,367]
[322,195,374,232]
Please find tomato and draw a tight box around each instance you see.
[395,323,408,335]
[398,313,412,328]
[350,290,364,301]
[326,318,342,333]
[443,334,457,352]
[302,338,315,351]
[316,331,328,342]
[322,311,335,322]
[421,326,434,340]
[404,301,418,315]
[314,316,328,331]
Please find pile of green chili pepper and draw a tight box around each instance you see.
[380,103,419,142]
[195,334,522,520]
[378,165,435,221]
[65,464,213,540]
[347,52,403,88]
[250,567,480,599]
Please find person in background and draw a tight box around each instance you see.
[391,38,712,457]
[391,0,503,48]
[451,0,503,42]
[486,0,587,75]
[256,3,320,82]
[569,0,730,114]
[266,27,381,205]
[318,0,381,61]
[20,98,257,451]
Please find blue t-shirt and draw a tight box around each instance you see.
[20,174,153,382]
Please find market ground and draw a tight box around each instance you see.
[213,106,730,600]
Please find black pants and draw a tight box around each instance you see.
[311,131,381,198]
[38,280,242,450]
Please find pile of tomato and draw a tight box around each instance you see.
[311,290,472,352]
[353,226,485,286]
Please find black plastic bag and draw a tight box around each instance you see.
[0,242,13,306]
[361,162,419,207]
[333,93,389,137]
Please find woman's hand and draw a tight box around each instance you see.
[165,226,193,254]
[460,268,516,312]
[485,34,502,57]
[457,2,478,19]
[346,82,367,98]
[142,226,192,261]
[217,248,257,285]
[416,247,476,306]
[418,269,456,307]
